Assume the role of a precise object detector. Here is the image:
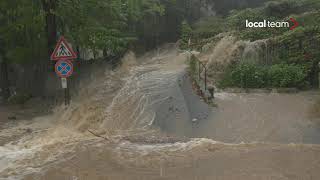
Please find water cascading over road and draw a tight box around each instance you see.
[1,44,320,180]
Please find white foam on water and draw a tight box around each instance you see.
[214,92,237,100]
[116,138,221,155]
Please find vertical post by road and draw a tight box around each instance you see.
[66,85,71,106]
[66,80,70,106]
[61,77,70,106]
[0,59,10,99]
[198,61,201,81]
[52,37,76,107]
[204,66,207,91]
[64,86,70,106]
[318,62,320,89]
[64,87,68,106]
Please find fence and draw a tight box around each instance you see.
[190,55,214,97]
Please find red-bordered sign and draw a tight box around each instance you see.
[55,60,74,78]
[51,36,77,61]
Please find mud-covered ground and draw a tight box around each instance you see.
[1,45,320,180]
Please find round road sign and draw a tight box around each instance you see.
[55,60,73,78]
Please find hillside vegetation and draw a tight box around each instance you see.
[183,0,320,89]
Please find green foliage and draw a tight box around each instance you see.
[227,8,267,30]
[275,25,320,66]
[179,20,192,50]
[224,0,320,41]
[57,0,139,56]
[189,55,197,79]
[0,0,170,64]
[226,6,290,41]
[0,0,192,99]
[219,62,268,88]
[214,0,269,15]
[192,17,226,39]
[264,0,319,18]
[238,28,276,41]
[268,64,308,87]
[188,0,320,89]
[0,0,47,63]
[219,62,308,88]
[265,0,302,18]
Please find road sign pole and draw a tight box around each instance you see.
[64,87,68,106]
[51,36,77,107]
[67,84,70,105]
[65,87,70,106]
[61,78,67,89]
[61,78,70,106]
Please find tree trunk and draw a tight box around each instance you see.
[41,0,57,61]
[40,0,58,97]
[0,60,10,99]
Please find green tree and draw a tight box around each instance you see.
[0,0,191,100]
[180,20,192,50]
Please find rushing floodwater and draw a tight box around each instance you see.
[1,44,320,180]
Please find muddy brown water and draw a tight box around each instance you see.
[196,92,320,144]
[1,45,320,180]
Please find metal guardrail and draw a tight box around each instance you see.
[189,54,209,94]
[197,59,207,91]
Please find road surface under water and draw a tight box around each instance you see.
[1,44,320,180]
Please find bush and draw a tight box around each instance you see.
[238,28,276,41]
[268,64,307,88]
[192,17,226,40]
[227,8,266,30]
[265,0,318,18]
[189,55,197,79]
[265,0,299,18]
[219,62,308,88]
[219,62,268,88]
[179,20,192,50]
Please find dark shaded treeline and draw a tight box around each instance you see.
[0,0,266,101]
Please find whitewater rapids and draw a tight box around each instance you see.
[1,44,320,180]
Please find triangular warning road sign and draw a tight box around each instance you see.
[51,36,77,61]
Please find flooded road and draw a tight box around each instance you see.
[195,92,320,144]
[1,44,320,180]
